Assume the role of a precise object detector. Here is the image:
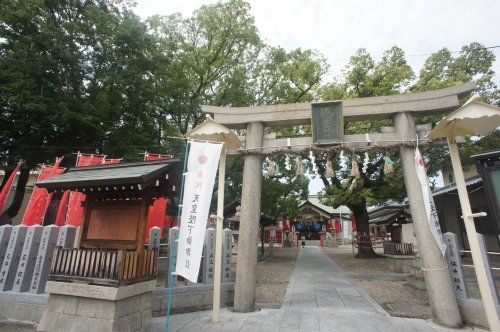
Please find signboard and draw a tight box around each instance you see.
[264,226,282,244]
[312,102,343,145]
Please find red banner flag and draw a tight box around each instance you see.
[22,158,65,226]
[144,152,171,240]
[65,154,105,226]
[54,190,70,226]
[0,164,20,213]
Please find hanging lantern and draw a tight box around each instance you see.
[295,157,304,176]
[383,156,394,174]
[326,159,335,178]
[362,152,370,173]
[350,155,361,178]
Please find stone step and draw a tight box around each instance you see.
[406,275,427,290]
[409,266,424,279]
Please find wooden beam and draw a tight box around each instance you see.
[203,83,474,129]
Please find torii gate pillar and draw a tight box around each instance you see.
[234,122,264,312]
[394,112,462,327]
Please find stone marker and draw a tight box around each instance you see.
[0,225,13,268]
[56,225,76,248]
[167,227,179,287]
[477,233,499,305]
[12,225,44,293]
[73,226,80,248]
[149,226,161,250]
[203,228,215,285]
[30,225,59,294]
[443,232,468,298]
[0,225,28,291]
[222,228,232,283]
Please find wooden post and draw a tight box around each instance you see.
[448,139,500,330]
[212,147,226,322]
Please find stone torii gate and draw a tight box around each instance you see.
[202,83,474,327]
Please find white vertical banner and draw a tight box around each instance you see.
[175,141,223,282]
[415,147,447,256]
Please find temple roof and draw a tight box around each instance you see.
[36,159,181,192]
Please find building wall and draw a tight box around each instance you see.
[442,166,478,186]
[401,223,418,246]
[435,188,499,252]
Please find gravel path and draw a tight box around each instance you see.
[255,247,299,309]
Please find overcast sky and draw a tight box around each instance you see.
[133,0,499,193]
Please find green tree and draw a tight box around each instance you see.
[317,43,498,257]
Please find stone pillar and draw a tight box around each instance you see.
[0,225,28,291]
[443,232,468,299]
[0,225,13,268]
[394,112,462,327]
[222,228,232,283]
[30,225,60,294]
[73,226,80,248]
[148,226,161,250]
[203,228,215,284]
[167,227,179,288]
[234,122,264,312]
[56,225,76,249]
[12,225,44,292]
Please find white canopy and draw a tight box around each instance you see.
[185,115,241,149]
[427,95,500,139]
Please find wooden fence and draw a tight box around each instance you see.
[383,242,414,255]
[49,247,158,286]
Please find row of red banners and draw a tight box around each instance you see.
[0,153,173,237]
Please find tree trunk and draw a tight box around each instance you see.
[0,167,30,225]
[350,201,377,258]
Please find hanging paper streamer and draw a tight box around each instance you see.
[267,158,276,177]
[383,156,394,174]
[308,150,318,174]
[274,163,280,176]
[295,157,304,176]
[285,154,291,171]
[350,156,361,178]
[362,152,370,173]
[339,150,348,172]
[326,159,335,179]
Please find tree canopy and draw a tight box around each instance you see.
[0,0,498,229]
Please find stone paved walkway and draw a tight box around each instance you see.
[152,246,474,332]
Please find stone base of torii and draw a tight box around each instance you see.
[202,83,475,328]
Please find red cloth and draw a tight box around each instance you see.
[146,198,167,242]
[22,158,65,226]
[351,214,357,231]
[54,190,70,226]
[334,219,341,234]
[0,164,19,213]
[144,153,170,241]
[65,154,105,226]
[145,154,170,161]
[103,158,121,164]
